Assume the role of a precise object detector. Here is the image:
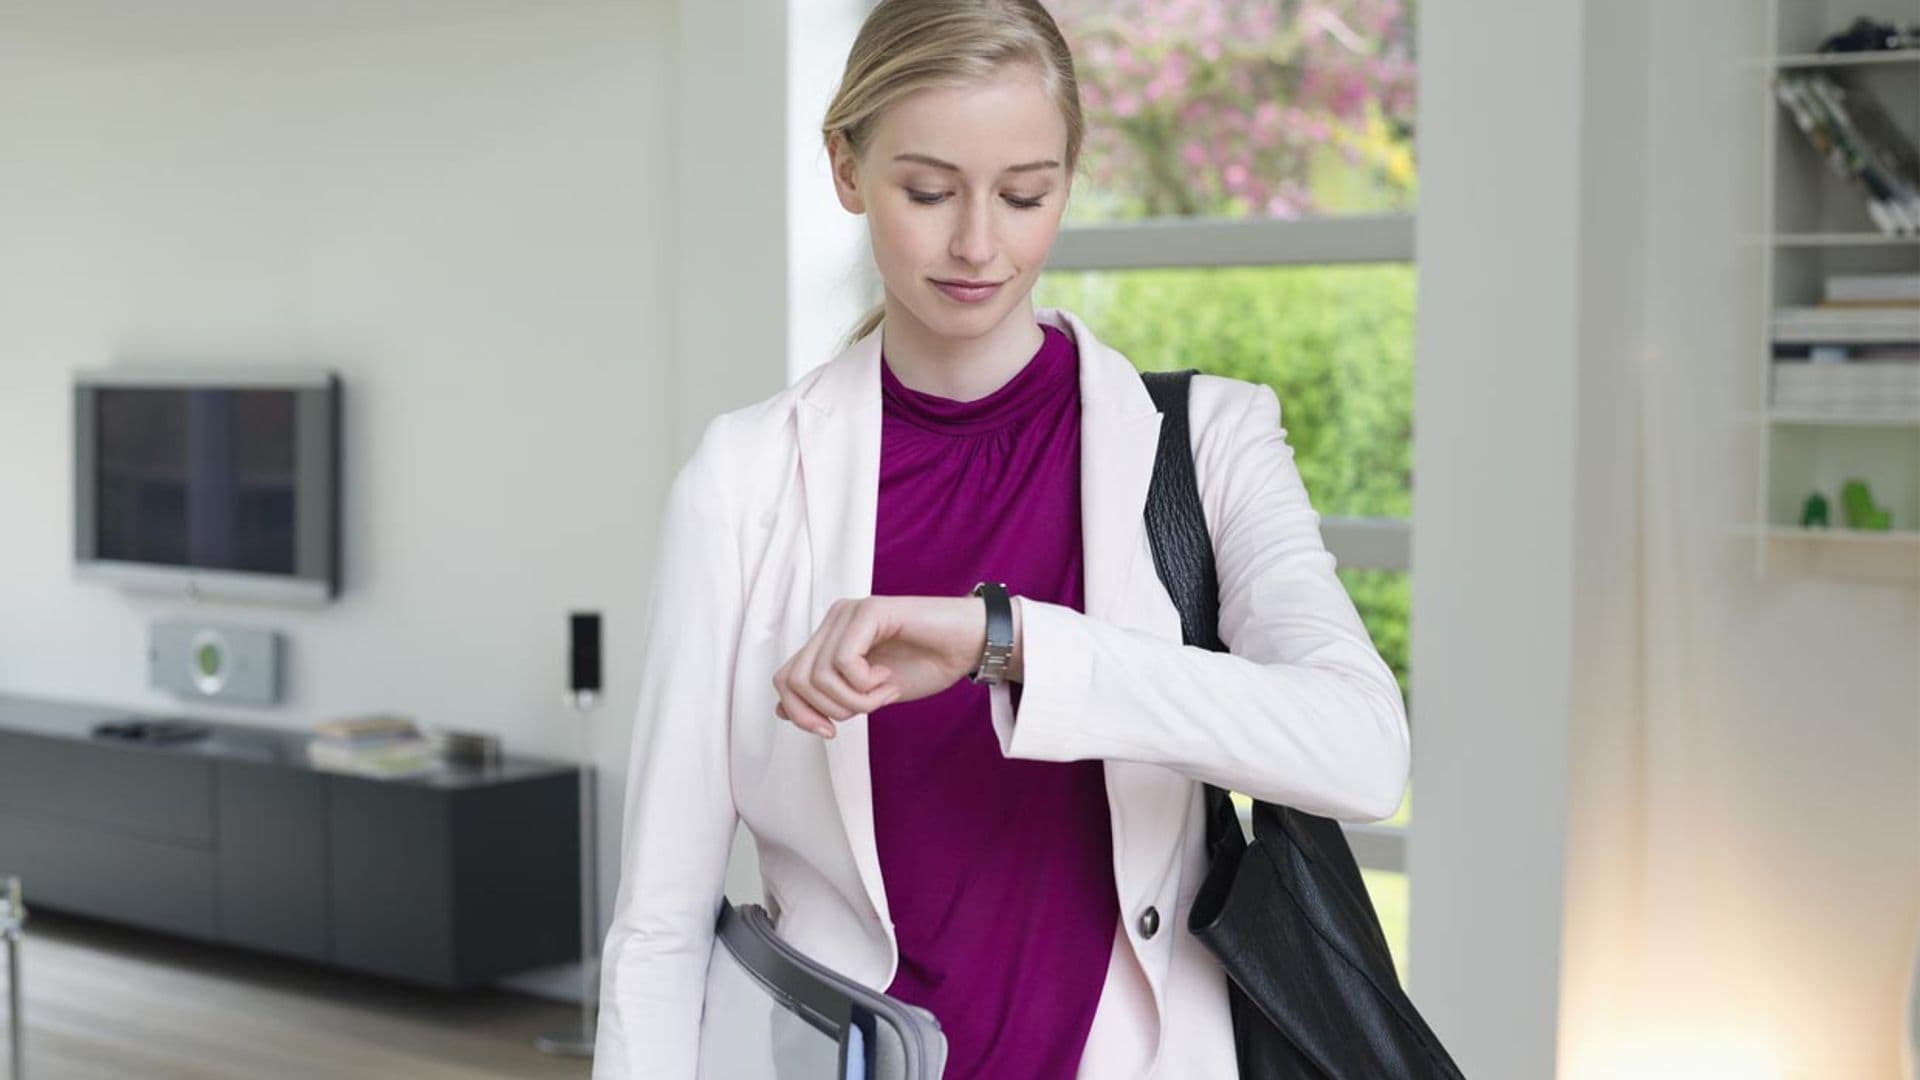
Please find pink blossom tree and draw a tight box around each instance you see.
[1045,0,1417,219]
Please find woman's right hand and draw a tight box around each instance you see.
[771,593,1007,737]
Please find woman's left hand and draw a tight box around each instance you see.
[772,595,992,739]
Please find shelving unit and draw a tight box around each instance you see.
[1754,1,1920,584]
[1772,46,1920,70]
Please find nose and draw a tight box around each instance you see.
[949,195,994,268]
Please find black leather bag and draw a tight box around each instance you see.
[1138,369,1467,1080]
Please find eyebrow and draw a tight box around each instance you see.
[891,152,1061,174]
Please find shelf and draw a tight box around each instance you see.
[1752,524,1920,546]
[1756,10,1920,586]
[1768,48,1920,69]
[1763,410,1920,427]
[1772,331,1920,346]
[1747,524,1920,584]
[1759,232,1920,248]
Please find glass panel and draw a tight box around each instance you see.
[1339,567,1407,701]
[1034,264,1413,522]
[1044,0,1418,223]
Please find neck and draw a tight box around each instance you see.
[878,293,1047,402]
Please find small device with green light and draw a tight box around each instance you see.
[149,618,284,705]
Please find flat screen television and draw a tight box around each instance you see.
[74,367,341,605]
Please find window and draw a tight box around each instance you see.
[1040,0,1418,984]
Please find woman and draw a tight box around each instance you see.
[593,1,1410,1077]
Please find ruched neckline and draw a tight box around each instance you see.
[880,323,1075,436]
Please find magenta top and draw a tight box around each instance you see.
[867,322,1118,1079]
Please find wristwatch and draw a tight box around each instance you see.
[969,581,1015,685]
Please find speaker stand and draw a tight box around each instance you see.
[4,876,25,1080]
[536,689,600,1058]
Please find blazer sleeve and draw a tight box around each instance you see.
[593,423,743,1079]
[987,381,1410,823]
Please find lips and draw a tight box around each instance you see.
[931,277,1005,304]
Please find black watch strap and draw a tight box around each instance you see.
[969,581,1014,685]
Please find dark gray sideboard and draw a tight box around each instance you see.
[0,693,581,989]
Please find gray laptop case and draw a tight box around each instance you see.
[698,898,948,1080]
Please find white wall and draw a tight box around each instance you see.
[0,0,694,1002]
[1414,1,1920,1077]
[673,0,790,462]
[1408,0,1585,1074]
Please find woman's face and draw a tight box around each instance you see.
[830,65,1071,341]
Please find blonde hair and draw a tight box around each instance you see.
[822,0,1085,352]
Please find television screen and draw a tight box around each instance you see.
[75,368,340,604]
[96,387,299,573]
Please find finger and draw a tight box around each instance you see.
[774,698,827,734]
[822,605,897,710]
[773,653,834,738]
[838,610,893,695]
[783,601,855,735]
[791,601,860,726]
[775,677,832,738]
[811,648,891,716]
[809,617,874,712]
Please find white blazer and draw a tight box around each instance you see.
[593,305,1411,1079]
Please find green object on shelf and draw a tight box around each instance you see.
[1839,479,1892,531]
[1800,491,1830,528]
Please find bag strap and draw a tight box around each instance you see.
[1139,370,1226,653]
[1137,370,1241,862]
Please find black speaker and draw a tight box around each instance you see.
[569,611,602,699]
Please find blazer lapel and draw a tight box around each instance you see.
[794,326,891,934]
[1062,306,1166,626]
[793,306,1172,972]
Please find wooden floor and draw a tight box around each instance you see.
[0,908,593,1079]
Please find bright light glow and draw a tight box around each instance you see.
[1576,1030,1790,1080]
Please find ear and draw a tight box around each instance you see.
[828,132,866,215]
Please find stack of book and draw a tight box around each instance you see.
[1774,72,1920,236]
[307,714,442,778]
[1773,306,1920,344]
[1771,359,1920,416]
[1773,272,1920,345]
[1772,273,1920,416]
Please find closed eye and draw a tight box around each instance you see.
[906,189,1046,210]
